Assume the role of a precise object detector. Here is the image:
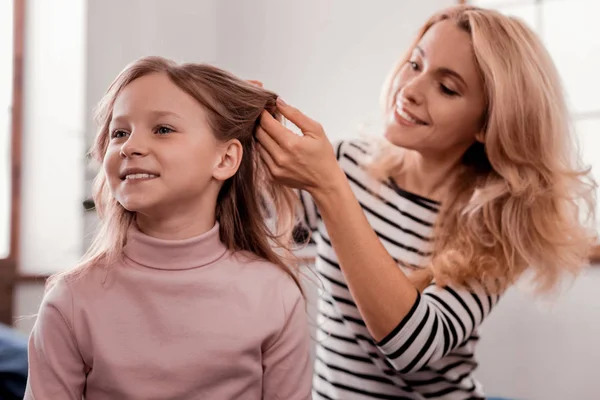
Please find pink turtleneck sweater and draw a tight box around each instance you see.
[25,223,312,400]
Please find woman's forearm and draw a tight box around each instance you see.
[310,174,419,342]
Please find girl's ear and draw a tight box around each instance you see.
[212,139,243,181]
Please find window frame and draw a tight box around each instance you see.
[0,0,25,325]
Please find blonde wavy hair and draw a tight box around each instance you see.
[372,5,597,294]
[48,56,303,294]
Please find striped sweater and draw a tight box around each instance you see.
[299,140,500,400]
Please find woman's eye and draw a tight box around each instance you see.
[409,61,419,70]
[440,84,458,96]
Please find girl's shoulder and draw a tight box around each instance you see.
[231,249,295,275]
[229,251,303,298]
[44,258,114,303]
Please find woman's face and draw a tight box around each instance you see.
[384,20,487,157]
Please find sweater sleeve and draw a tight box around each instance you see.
[24,279,87,400]
[376,282,500,373]
[262,279,312,400]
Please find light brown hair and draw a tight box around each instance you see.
[372,5,596,294]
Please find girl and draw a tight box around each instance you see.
[256,4,595,400]
[25,57,312,400]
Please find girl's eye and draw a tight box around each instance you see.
[111,130,128,139]
[156,126,174,135]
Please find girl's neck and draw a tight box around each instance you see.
[392,149,464,201]
[135,207,216,240]
[123,219,227,270]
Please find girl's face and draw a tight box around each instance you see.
[384,20,487,158]
[103,72,240,222]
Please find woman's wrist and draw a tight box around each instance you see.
[309,167,352,212]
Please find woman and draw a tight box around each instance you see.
[256,4,595,400]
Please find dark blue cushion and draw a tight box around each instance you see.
[0,323,28,400]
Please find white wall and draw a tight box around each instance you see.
[215,0,452,142]
[19,0,86,275]
[476,269,600,400]
[14,1,600,399]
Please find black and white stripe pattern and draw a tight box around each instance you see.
[301,140,500,399]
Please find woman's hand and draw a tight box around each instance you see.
[256,99,345,196]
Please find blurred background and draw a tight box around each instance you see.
[1,0,599,399]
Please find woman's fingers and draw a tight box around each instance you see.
[256,126,285,164]
[259,110,298,149]
[257,143,280,178]
[275,98,324,137]
[247,80,264,88]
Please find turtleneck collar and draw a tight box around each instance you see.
[123,222,228,270]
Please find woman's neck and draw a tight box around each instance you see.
[392,149,464,201]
